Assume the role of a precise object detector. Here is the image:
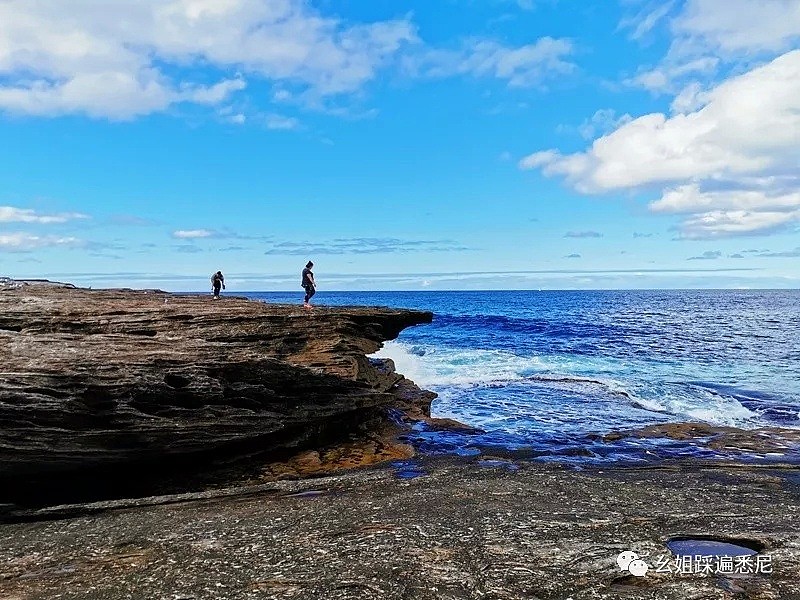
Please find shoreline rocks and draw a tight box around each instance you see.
[2,458,799,599]
[0,284,433,506]
[603,422,800,455]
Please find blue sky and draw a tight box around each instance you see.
[0,0,798,290]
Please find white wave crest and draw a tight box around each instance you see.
[373,340,541,388]
[374,341,770,431]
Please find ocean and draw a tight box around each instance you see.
[244,290,800,464]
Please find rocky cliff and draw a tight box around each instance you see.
[0,283,433,505]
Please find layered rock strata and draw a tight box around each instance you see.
[0,284,433,503]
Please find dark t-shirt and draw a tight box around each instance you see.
[211,273,224,288]
[302,268,314,287]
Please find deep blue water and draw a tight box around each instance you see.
[244,290,800,463]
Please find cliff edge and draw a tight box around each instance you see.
[0,283,433,504]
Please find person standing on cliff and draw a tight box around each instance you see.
[211,270,225,299]
[301,261,316,308]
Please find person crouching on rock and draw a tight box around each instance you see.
[301,261,316,308]
[211,271,225,299]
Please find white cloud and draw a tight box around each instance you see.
[0,233,83,251]
[577,109,632,140]
[677,210,800,239]
[407,36,575,87]
[673,0,800,55]
[651,185,800,214]
[628,56,718,93]
[522,51,800,191]
[0,0,417,119]
[626,0,800,94]
[687,250,721,260]
[0,71,178,120]
[0,2,576,120]
[0,206,89,224]
[652,185,800,238]
[265,113,300,130]
[173,229,214,239]
[522,51,800,238]
[227,113,247,125]
[619,1,677,40]
[184,78,247,105]
[621,0,800,56]
[669,81,707,113]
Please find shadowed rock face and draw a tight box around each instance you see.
[0,284,432,504]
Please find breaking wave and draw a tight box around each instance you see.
[374,340,779,431]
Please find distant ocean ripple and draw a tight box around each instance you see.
[245,290,800,463]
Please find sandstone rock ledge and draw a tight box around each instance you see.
[0,284,433,505]
[1,461,799,599]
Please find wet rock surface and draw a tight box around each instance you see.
[1,460,799,599]
[0,284,432,505]
[604,422,800,455]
